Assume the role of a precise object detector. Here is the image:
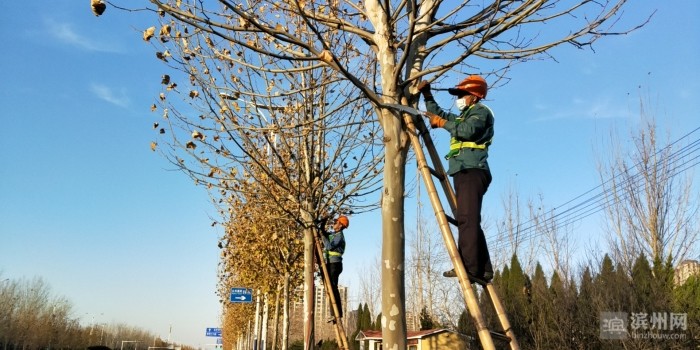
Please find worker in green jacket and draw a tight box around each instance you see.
[417,75,494,285]
[322,215,348,322]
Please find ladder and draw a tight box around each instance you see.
[313,230,350,350]
[387,103,520,350]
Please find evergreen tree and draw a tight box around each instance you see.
[361,303,372,330]
[499,255,529,346]
[595,254,623,311]
[526,263,548,349]
[599,254,615,283]
[573,267,598,349]
[456,309,478,349]
[349,304,364,350]
[548,270,576,349]
[493,270,502,283]
[373,312,382,331]
[631,253,653,311]
[672,275,700,348]
[615,262,633,309]
[500,265,511,291]
[419,306,436,330]
[457,309,472,335]
[549,271,564,297]
[651,255,674,312]
[595,255,637,349]
[355,303,364,328]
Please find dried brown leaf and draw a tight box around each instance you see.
[159,25,171,42]
[156,51,168,61]
[143,27,156,41]
[91,0,106,16]
[192,130,204,140]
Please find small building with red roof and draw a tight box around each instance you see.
[354,328,473,350]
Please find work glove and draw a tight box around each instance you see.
[416,80,432,98]
[424,112,446,129]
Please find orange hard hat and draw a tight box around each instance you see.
[448,75,488,99]
[336,215,349,229]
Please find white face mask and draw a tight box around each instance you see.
[455,96,468,111]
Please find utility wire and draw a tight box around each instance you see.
[518,138,700,237]
[490,138,700,251]
[487,126,700,251]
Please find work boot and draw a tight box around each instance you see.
[443,269,493,286]
[443,269,457,277]
[470,271,495,286]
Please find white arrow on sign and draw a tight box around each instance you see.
[233,295,247,301]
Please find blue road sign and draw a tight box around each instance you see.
[206,328,222,337]
[229,287,253,303]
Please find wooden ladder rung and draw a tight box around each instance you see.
[489,331,511,342]
[425,166,445,180]
[445,214,457,226]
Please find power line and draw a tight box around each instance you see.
[488,126,700,251]
[491,137,700,251]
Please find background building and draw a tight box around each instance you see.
[289,283,348,343]
[314,283,348,340]
[674,259,700,286]
[355,329,473,350]
[405,311,419,332]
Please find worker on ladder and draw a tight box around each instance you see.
[322,215,349,323]
[416,75,495,285]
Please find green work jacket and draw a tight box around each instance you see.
[424,96,494,176]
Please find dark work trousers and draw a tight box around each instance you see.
[453,168,493,277]
[327,261,343,318]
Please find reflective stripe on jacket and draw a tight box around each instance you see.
[445,104,493,158]
[323,232,345,263]
[424,96,494,175]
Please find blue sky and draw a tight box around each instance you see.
[1,0,699,347]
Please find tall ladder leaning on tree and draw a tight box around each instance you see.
[313,229,350,350]
[387,103,520,350]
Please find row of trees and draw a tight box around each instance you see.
[477,253,700,349]
[349,253,700,350]
[0,275,188,350]
[94,1,679,349]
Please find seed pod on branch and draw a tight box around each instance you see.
[91,0,106,16]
